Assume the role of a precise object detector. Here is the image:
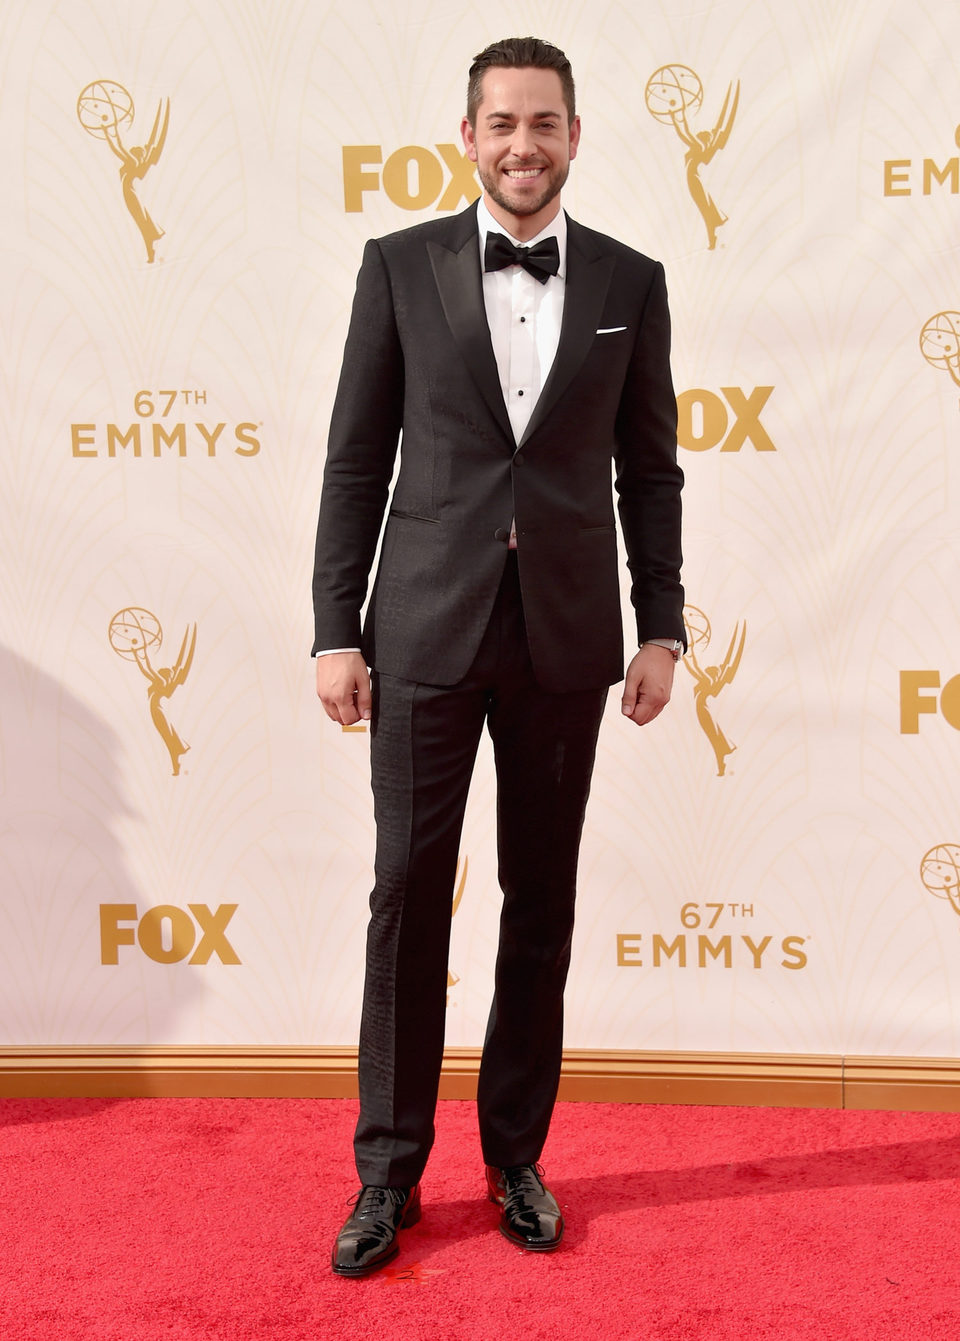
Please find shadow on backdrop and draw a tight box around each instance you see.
[0,643,203,1110]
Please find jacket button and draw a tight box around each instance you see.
[513,453,524,467]
[494,528,509,542]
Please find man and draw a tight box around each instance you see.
[313,36,685,1276]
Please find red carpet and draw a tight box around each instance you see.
[2,1096,960,1338]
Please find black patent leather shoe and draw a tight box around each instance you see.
[486,1163,563,1251]
[331,1183,421,1277]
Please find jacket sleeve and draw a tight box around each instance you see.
[311,240,404,654]
[613,261,686,648]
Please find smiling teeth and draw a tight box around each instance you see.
[506,169,541,178]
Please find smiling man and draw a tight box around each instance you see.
[313,36,685,1276]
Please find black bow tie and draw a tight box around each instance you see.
[483,232,560,284]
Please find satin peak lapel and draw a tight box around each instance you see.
[428,234,514,443]
[519,229,615,447]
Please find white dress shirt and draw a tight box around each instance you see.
[475,196,565,446]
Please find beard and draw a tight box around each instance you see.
[477,158,570,219]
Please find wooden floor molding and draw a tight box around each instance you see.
[1,1047,959,1110]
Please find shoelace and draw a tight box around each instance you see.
[349,1186,407,1219]
[500,1164,545,1207]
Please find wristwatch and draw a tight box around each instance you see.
[643,638,684,662]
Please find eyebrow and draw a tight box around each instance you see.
[483,109,562,121]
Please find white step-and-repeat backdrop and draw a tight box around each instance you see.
[2,0,959,1058]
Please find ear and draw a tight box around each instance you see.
[461,115,478,163]
[568,114,581,161]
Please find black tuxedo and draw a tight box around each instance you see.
[312,202,684,689]
[312,202,684,1186]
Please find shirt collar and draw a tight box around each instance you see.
[476,196,567,280]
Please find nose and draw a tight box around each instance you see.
[509,123,536,158]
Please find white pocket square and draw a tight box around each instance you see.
[596,326,627,334]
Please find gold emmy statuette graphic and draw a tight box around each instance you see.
[109,608,196,776]
[77,80,169,263]
[446,855,468,1006]
[920,844,960,919]
[682,604,746,777]
[920,312,960,388]
[645,65,739,250]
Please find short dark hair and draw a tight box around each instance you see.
[466,37,576,126]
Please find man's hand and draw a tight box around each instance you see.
[620,645,677,727]
[315,651,372,726]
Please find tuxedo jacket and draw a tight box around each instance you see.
[312,201,684,694]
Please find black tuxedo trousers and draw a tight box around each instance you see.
[355,553,606,1187]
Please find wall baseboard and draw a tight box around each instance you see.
[1,1047,959,1110]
